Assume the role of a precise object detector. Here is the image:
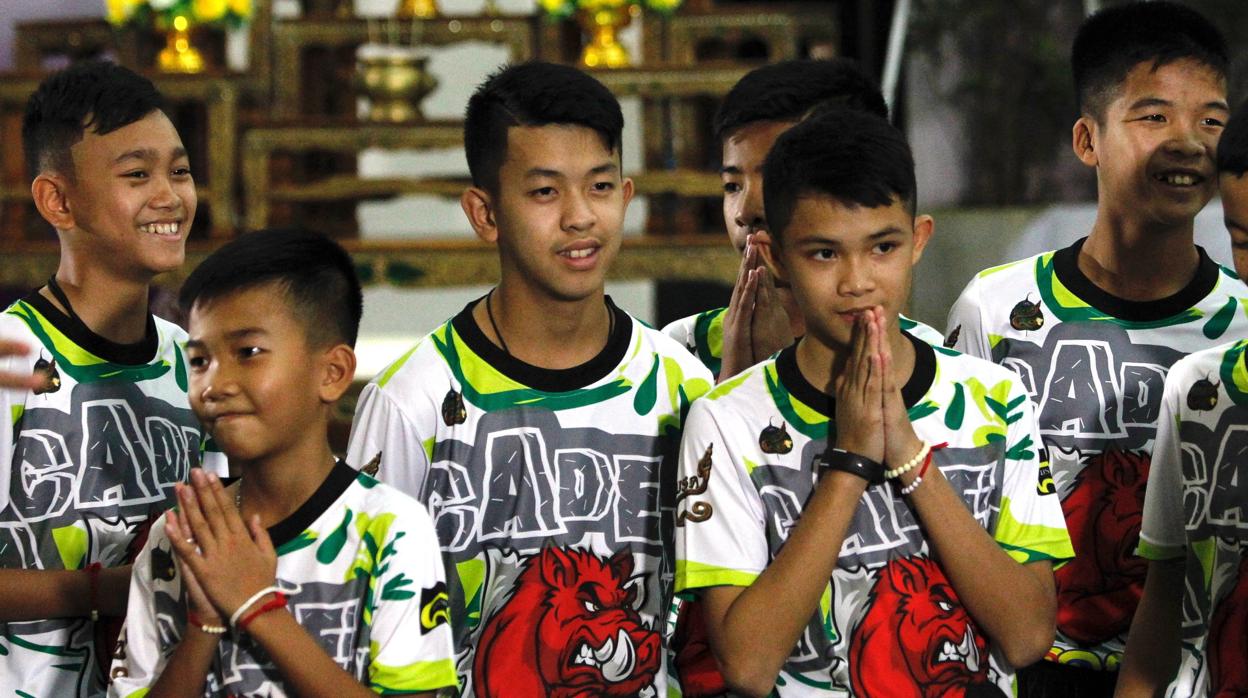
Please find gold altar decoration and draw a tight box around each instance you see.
[355,48,439,122]
[104,0,252,73]
[395,0,439,19]
[537,0,683,69]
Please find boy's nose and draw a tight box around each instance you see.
[561,190,596,232]
[733,182,766,234]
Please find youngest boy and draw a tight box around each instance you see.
[675,108,1073,696]
[109,229,456,696]
[1116,104,1248,697]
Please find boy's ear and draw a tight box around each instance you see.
[31,174,74,231]
[621,176,635,207]
[461,187,499,244]
[756,233,788,283]
[319,344,357,403]
[1072,117,1098,167]
[911,214,934,265]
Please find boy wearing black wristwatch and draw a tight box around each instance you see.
[673,107,1074,698]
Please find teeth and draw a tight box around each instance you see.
[592,635,615,663]
[140,222,180,236]
[564,248,595,259]
[1160,173,1197,186]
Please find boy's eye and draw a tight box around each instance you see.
[592,181,615,192]
[1203,117,1225,128]
[875,242,898,254]
[187,356,207,369]
[531,186,556,198]
[124,170,149,179]
[237,346,263,359]
[173,167,193,177]
[813,249,836,261]
[1140,114,1166,122]
[722,182,742,195]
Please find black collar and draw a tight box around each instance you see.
[265,459,358,549]
[775,331,936,417]
[22,289,158,365]
[451,295,632,393]
[1052,237,1219,322]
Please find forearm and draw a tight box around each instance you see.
[905,467,1055,666]
[145,627,221,698]
[705,471,866,697]
[0,566,130,620]
[246,608,382,698]
[1116,559,1183,697]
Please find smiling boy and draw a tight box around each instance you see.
[1115,102,1248,698]
[675,107,1072,697]
[0,61,208,696]
[944,4,1248,694]
[347,62,713,697]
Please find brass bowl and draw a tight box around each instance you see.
[355,52,439,123]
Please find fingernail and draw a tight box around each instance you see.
[207,472,219,483]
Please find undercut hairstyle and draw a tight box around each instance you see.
[179,228,363,349]
[464,61,623,193]
[22,60,164,182]
[714,58,888,143]
[763,107,916,243]
[1072,1,1227,121]
[1218,100,1248,178]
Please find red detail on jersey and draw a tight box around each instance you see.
[1055,449,1150,645]
[1209,556,1248,696]
[473,546,662,698]
[672,597,727,697]
[850,556,1001,698]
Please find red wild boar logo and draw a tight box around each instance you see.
[1208,556,1248,696]
[1055,449,1149,646]
[473,546,662,698]
[850,556,1003,698]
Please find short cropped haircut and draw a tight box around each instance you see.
[1072,1,1227,121]
[179,228,363,348]
[714,58,888,143]
[22,60,164,182]
[464,61,623,193]
[1218,100,1248,178]
[763,107,916,243]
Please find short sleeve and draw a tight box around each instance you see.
[1138,366,1188,561]
[946,278,992,360]
[675,399,769,592]
[365,502,457,694]
[108,526,184,697]
[347,383,433,503]
[991,383,1075,564]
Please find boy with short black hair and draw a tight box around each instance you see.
[1115,102,1248,698]
[662,58,940,383]
[945,3,1247,694]
[676,107,1073,697]
[110,228,456,697]
[347,61,713,697]
[0,60,209,696]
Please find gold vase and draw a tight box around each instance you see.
[396,0,439,18]
[355,52,439,122]
[157,15,204,74]
[578,6,634,69]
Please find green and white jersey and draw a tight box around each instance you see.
[946,238,1248,669]
[661,307,942,380]
[675,335,1073,697]
[109,461,456,696]
[1138,339,1248,697]
[347,298,713,698]
[0,292,210,698]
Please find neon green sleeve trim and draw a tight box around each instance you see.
[124,690,150,698]
[371,657,457,693]
[995,497,1074,564]
[675,559,759,592]
[1137,538,1184,562]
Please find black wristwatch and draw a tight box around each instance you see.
[819,448,886,485]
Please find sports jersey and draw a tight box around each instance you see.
[675,334,1073,697]
[110,461,456,696]
[347,297,714,698]
[946,237,1248,669]
[661,307,941,379]
[0,292,209,698]
[1138,339,1248,697]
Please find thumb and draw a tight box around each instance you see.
[250,515,275,557]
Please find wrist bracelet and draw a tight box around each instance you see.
[85,562,102,622]
[900,452,934,496]
[187,611,227,635]
[237,592,288,633]
[885,441,930,480]
[229,585,284,628]
[820,448,886,485]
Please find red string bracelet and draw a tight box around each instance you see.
[900,442,947,496]
[237,592,288,633]
[187,611,227,635]
[85,562,102,622]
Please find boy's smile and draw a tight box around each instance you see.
[765,195,931,350]
[484,124,634,303]
[62,110,196,278]
[1081,58,1227,229]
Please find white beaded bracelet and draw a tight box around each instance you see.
[229,585,284,628]
[900,475,925,496]
[885,441,930,480]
